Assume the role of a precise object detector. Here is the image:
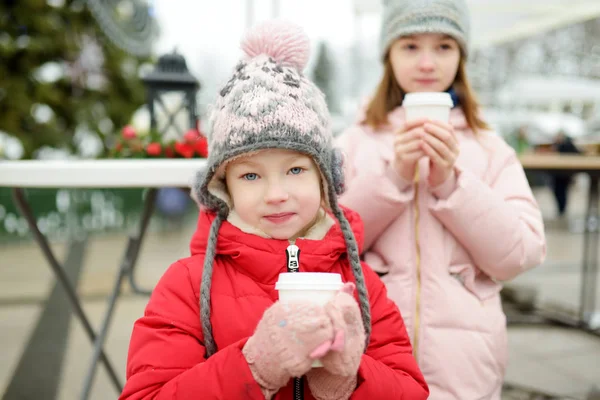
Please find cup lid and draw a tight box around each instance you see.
[275,272,342,289]
[402,92,454,108]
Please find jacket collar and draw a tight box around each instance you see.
[189,206,363,285]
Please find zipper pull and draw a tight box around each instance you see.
[286,244,301,273]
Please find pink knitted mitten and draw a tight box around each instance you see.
[306,283,366,400]
[242,301,335,396]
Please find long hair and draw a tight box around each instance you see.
[363,55,489,133]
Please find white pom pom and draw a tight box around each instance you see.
[241,20,310,71]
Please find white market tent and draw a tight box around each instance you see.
[497,75,600,105]
[483,108,587,142]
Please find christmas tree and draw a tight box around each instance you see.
[312,41,340,114]
[0,0,156,159]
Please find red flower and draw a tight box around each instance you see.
[184,129,201,143]
[115,142,123,152]
[146,142,162,156]
[122,125,137,140]
[165,147,175,158]
[174,142,195,158]
[194,136,209,157]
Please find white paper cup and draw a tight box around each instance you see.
[275,272,343,367]
[276,272,343,304]
[402,92,453,123]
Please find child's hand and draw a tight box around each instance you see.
[320,282,366,375]
[242,301,335,394]
[420,120,460,188]
[306,283,366,400]
[392,118,428,182]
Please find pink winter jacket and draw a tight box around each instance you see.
[335,106,546,400]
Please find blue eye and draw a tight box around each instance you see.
[289,167,304,175]
[242,173,258,181]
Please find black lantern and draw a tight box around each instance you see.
[142,51,200,140]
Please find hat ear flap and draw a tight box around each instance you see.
[330,148,345,196]
[192,166,232,217]
[192,166,216,209]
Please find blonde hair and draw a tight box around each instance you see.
[363,55,489,133]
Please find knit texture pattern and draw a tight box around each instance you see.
[379,0,471,59]
[193,20,372,359]
[242,301,335,394]
[306,282,365,400]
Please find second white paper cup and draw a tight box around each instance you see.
[275,272,344,367]
[402,92,453,123]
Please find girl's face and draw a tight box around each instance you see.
[225,149,322,240]
[389,33,461,93]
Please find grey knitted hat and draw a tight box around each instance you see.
[193,20,371,357]
[379,0,471,60]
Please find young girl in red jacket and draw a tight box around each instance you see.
[120,21,428,400]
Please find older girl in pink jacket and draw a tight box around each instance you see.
[336,0,546,399]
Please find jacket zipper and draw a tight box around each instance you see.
[286,243,304,400]
[413,166,422,361]
[293,377,304,400]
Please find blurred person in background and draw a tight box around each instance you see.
[551,131,581,217]
[509,126,532,155]
[335,0,547,398]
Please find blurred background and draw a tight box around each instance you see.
[1,1,600,399]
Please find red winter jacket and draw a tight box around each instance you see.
[120,206,428,399]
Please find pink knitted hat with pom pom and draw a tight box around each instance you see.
[193,20,371,358]
[194,20,345,211]
[196,20,338,200]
